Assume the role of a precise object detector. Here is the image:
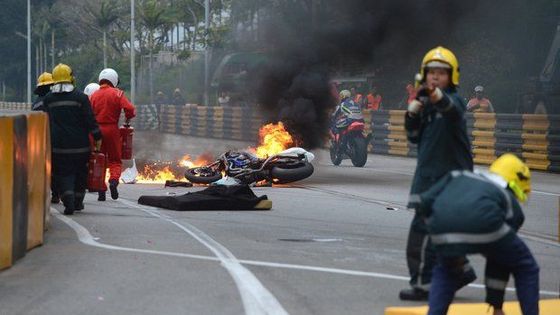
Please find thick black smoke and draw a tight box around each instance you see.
[255,0,478,149]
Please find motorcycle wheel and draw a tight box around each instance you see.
[329,143,342,166]
[184,167,223,184]
[271,162,314,184]
[350,137,368,167]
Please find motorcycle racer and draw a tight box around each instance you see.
[331,90,364,155]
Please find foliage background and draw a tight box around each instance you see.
[0,0,559,112]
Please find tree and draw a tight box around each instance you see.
[86,0,122,68]
[138,0,169,103]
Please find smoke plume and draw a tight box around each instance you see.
[255,0,477,148]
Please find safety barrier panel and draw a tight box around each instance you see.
[0,112,50,270]
[158,105,263,142]
[4,101,557,173]
[136,105,560,173]
[368,110,560,173]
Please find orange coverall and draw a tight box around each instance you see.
[90,84,136,190]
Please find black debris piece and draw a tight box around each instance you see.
[138,185,270,211]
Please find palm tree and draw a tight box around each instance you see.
[88,0,121,68]
[138,0,168,103]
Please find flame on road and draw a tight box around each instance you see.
[255,122,294,158]
[136,165,178,184]
[134,153,213,184]
[129,123,294,184]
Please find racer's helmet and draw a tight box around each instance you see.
[339,90,351,100]
[84,83,100,97]
[99,68,119,87]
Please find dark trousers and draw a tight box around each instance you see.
[406,214,437,289]
[428,235,540,315]
[52,152,90,211]
[406,214,475,289]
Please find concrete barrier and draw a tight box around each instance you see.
[0,112,50,270]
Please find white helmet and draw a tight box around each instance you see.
[99,68,119,87]
[84,83,100,97]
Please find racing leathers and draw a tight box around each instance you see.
[90,84,136,197]
[331,98,364,152]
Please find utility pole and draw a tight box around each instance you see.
[131,0,136,105]
[51,31,55,69]
[204,0,210,106]
[27,0,31,103]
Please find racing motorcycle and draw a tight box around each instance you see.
[329,120,369,167]
[184,147,315,185]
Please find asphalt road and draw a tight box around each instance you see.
[1,131,559,315]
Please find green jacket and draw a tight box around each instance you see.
[419,170,525,308]
[405,88,473,209]
[419,170,524,256]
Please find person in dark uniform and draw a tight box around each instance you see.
[32,72,60,203]
[419,154,539,315]
[32,72,54,111]
[43,63,102,215]
[400,46,476,300]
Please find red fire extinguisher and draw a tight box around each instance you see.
[87,151,107,192]
[120,124,134,160]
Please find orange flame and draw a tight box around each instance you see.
[136,165,178,184]
[134,153,215,184]
[255,122,294,158]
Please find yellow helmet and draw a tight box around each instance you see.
[489,153,531,202]
[52,63,74,84]
[420,46,460,86]
[36,72,54,87]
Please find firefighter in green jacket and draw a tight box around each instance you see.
[400,46,475,300]
[418,154,539,315]
[43,64,102,215]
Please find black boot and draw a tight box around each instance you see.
[74,192,85,211]
[62,194,75,215]
[98,191,106,201]
[109,179,119,200]
[51,193,60,204]
[399,288,429,301]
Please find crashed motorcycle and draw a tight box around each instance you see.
[184,147,315,185]
[329,120,369,167]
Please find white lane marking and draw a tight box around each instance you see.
[532,190,560,197]
[239,259,560,296]
[51,208,217,261]
[117,200,288,315]
[333,164,560,197]
[518,233,560,248]
[51,208,560,297]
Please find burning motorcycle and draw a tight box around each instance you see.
[184,147,315,185]
[329,120,370,167]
